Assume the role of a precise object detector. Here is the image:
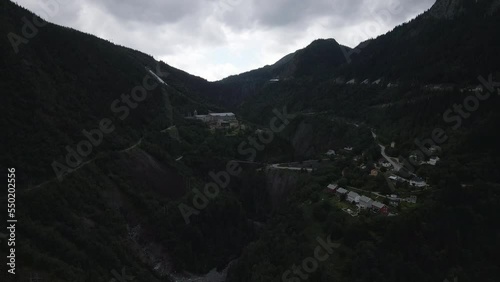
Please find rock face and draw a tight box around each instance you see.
[290,121,317,158]
[265,169,300,208]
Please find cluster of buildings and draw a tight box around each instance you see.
[327,184,389,215]
[188,110,239,129]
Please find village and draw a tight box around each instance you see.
[320,137,438,217]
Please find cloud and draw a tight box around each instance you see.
[14,0,435,81]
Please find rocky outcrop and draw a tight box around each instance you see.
[265,169,300,208]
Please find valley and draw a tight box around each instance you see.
[2,0,500,281]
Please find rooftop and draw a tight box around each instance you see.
[336,188,348,194]
[209,113,235,117]
[360,195,373,203]
[347,191,360,197]
[372,201,385,209]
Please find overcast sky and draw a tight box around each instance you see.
[14,0,435,81]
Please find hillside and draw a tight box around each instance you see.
[2,0,500,281]
[224,0,500,281]
[0,1,267,281]
[338,0,500,83]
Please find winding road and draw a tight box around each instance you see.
[371,130,403,171]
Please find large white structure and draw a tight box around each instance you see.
[191,111,239,129]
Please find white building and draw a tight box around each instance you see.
[359,196,373,209]
[209,113,236,122]
[372,201,389,215]
[335,188,348,198]
[194,115,210,122]
[410,177,427,188]
[208,113,238,128]
[427,156,440,166]
[347,191,360,203]
[326,150,336,156]
[327,184,338,192]
[381,161,392,168]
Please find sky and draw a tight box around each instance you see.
[14,0,435,81]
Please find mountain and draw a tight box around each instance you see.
[225,2,500,281]
[3,0,500,281]
[1,1,262,281]
[214,39,351,107]
[428,0,500,19]
[338,0,500,83]
[221,0,500,108]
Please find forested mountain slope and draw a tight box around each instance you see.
[0,1,264,281]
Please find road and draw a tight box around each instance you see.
[268,163,314,172]
[371,130,403,171]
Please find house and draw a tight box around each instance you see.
[372,201,389,215]
[326,150,336,156]
[381,161,392,168]
[409,154,420,163]
[387,83,398,88]
[346,79,356,85]
[344,146,353,151]
[372,78,382,85]
[359,196,373,209]
[370,169,379,177]
[269,78,280,82]
[347,191,360,203]
[335,188,348,198]
[427,156,440,166]
[327,184,338,192]
[378,158,391,168]
[410,177,427,188]
[405,195,417,204]
[388,175,398,181]
[389,200,399,207]
[361,79,370,84]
